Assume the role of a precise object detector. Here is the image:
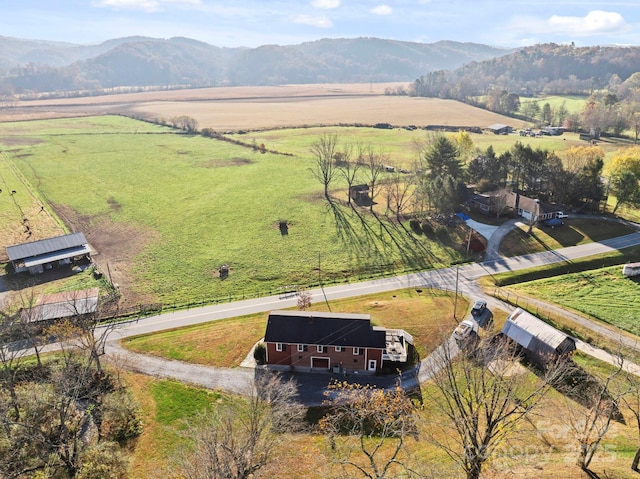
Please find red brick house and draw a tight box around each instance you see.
[263,310,414,374]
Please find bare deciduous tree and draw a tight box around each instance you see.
[319,381,421,479]
[296,288,312,311]
[337,143,362,205]
[310,133,339,200]
[363,147,387,212]
[384,172,415,219]
[622,369,640,471]
[424,336,564,479]
[173,371,305,479]
[562,355,629,470]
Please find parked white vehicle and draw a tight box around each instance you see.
[622,262,640,277]
[453,319,478,342]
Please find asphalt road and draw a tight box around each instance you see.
[20,229,640,404]
[104,230,640,342]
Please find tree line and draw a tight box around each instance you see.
[310,132,640,219]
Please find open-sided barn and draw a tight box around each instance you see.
[6,232,91,275]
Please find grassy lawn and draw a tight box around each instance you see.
[499,218,637,257]
[124,355,640,479]
[1,116,470,305]
[1,115,638,308]
[125,373,226,478]
[508,265,640,335]
[122,288,473,366]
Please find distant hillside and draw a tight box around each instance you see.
[410,43,640,99]
[0,36,509,95]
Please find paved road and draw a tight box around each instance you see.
[102,230,640,342]
[87,229,640,403]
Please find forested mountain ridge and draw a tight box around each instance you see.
[0,36,509,95]
[410,43,640,99]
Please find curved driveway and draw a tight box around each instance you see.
[95,229,640,401]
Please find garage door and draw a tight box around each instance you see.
[311,357,330,369]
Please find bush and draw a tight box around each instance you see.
[421,221,433,234]
[100,390,144,443]
[409,219,422,234]
[254,343,267,364]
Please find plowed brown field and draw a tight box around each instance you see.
[2,83,518,131]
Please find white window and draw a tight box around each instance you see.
[317,345,325,353]
[353,347,360,355]
[276,343,284,352]
[335,346,342,352]
[297,344,305,352]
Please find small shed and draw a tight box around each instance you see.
[349,184,371,204]
[21,287,100,323]
[6,232,91,274]
[502,308,576,369]
[486,123,513,135]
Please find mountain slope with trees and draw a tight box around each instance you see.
[0,36,509,95]
[410,43,640,100]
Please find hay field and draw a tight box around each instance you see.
[3,83,519,131]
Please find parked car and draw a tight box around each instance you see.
[471,299,493,328]
[471,300,486,316]
[453,319,478,342]
[557,213,568,219]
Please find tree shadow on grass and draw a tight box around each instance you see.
[326,200,380,259]
[540,224,585,247]
[349,205,435,272]
[548,360,625,424]
[325,201,433,275]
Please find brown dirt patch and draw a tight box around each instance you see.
[0,83,517,131]
[199,157,254,168]
[0,136,44,146]
[51,204,158,307]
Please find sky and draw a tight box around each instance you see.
[1,0,639,48]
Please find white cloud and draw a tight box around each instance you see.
[292,14,333,28]
[311,0,340,9]
[511,10,629,37]
[548,10,627,35]
[93,0,200,12]
[371,4,393,15]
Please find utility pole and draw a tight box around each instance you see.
[453,264,459,321]
[318,252,332,311]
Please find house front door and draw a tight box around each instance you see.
[368,360,377,371]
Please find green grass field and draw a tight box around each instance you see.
[519,94,588,114]
[1,114,638,306]
[509,265,640,335]
[0,116,468,304]
[500,218,638,257]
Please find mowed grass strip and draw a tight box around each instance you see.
[125,373,226,478]
[509,265,640,335]
[122,288,471,367]
[499,218,637,257]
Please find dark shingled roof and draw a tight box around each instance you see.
[264,310,386,349]
[6,232,88,261]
